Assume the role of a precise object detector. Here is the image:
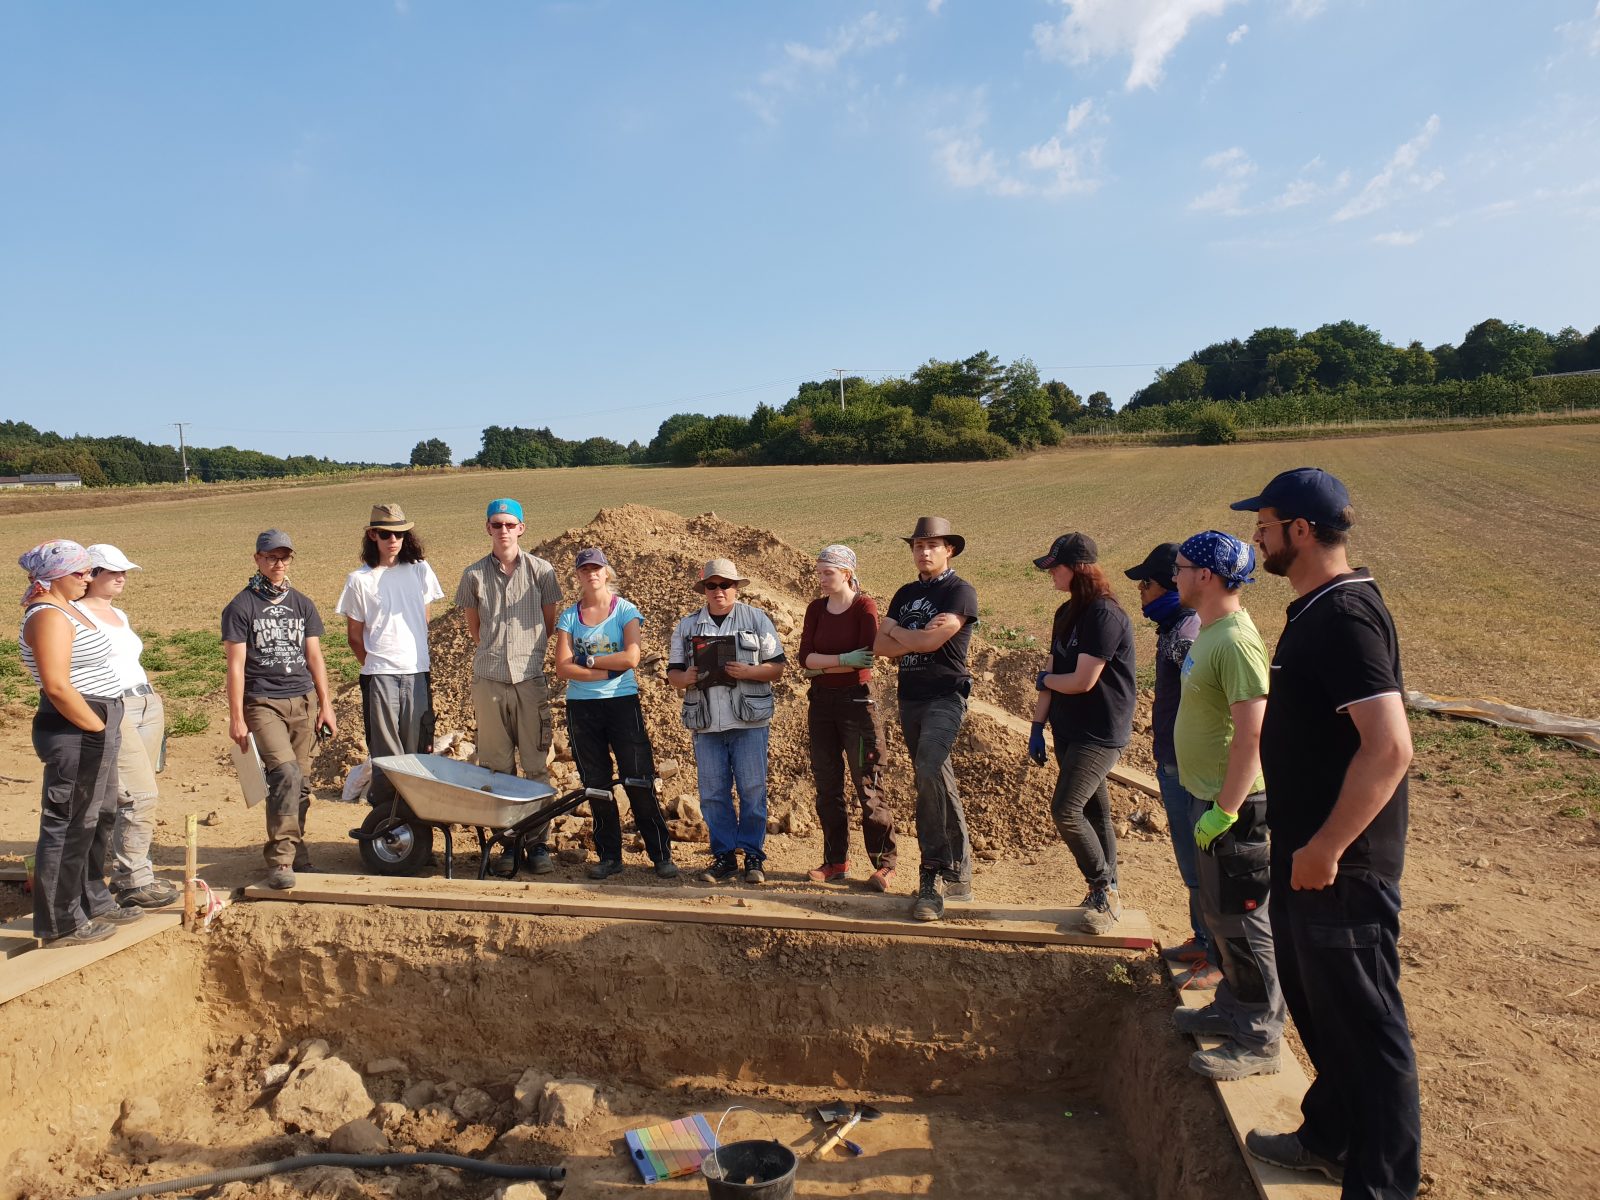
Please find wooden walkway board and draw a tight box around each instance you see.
[0,912,182,1006]
[242,874,1156,950]
[1166,958,1336,1200]
[1,917,37,961]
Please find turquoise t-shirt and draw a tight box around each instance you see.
[557,596,642,701]
[1174,608,1270,803]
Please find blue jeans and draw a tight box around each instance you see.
[694,726,770,861]
[1157,761,1212,955]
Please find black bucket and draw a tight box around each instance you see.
[702,1138,798,1200]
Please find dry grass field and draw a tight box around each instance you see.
[4,422,1597,714]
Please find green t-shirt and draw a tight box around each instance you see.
[1175,608,1269,803]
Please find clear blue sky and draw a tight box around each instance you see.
[3,1,1597,464]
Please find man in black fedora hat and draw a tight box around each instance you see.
[874,516,979,922]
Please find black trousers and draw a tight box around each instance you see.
[1050,735,1121,892]
[33,696,122,939]
[567,695,671,864]
[807,684,896,869]
[1270,867,1421,1200]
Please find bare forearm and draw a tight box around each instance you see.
[1215,730,1262,815]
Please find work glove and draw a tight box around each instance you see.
[573,651,594,668]
[1194,802,1238,853]
[1027,722,1048,767]
[1035,671,1052,692]
[802,667,826,679]
[839,647,873,669]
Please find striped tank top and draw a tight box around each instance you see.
[19,602,123,700]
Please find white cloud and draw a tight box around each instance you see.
[1065,97,1098,134]
[1188,146,1256,214]
[931,95,1104,199]
[1556,3,1600,55]
[1333,114,1444,222]
[1285,0,1327,17]
[1226,23,1249,44]
[1373,230,1421,246]
[1033,0,1243,91]
[927,0,946,13]
[745,11,905,124]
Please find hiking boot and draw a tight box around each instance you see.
[266,866,296,890]
[1191,1040,1282,1081]
[1244,1130,1344,1183]
[96,905,144,925]
[696,853,741,884]
[116,882,179,909]
[807,861,849,884]
[1180,962,1224,991]
[44,919,116,948]
[1161,936,1208,964]
[911,870,944,922]
[943,878,973,903]
[525,847,555,876]
[587,859,624,880]
[743,857,766,885]
[1172,1003,1235,1037]
[1080,886,1122,934]
[867,865,895,892]
[654,860,680,879]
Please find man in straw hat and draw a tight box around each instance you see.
[667,558,786,885]
[454,498,564,874]
[336,504,444,811]
[874,517,979,922]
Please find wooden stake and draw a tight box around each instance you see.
[183,813,198,929]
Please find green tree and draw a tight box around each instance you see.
[985,358,1063,448]
[1391,341,1437,385]
[1302,321,1397,390]
[1044,380,1082,424]
[1456,319,1555,380]
[1084,390,1114,418]
[1266,347,1321,393]
[410,438,452,467]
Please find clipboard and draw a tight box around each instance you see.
[691,635,737,689]
[229,733,269,808]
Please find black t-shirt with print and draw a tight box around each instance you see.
[1260,570,1409,883]
[221,586,325,699]
[1048,596,1137,749]
[886,571,978,703]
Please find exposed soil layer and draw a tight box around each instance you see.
[1,903,1253,1200]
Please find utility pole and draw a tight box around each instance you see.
[172,422,191,484]
[834,369,846,411]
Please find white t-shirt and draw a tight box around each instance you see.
[78,604,151,692]
[336,561,444,675]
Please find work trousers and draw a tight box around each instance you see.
[1156,760,1212,956]
[693,725,770,861]
[110,689,164,891]
[899,692,971,883]
[361,671,433,807]
[471,674,554,851]
[568,694,672,865]
[1193,794,1285,1053]
[1271,867,1421,1200]
[32,695,123,940]
[1050,736,1121,893]
[807,684,896,870]
[245,692,316,870]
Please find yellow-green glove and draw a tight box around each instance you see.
[1193,802,1238,853]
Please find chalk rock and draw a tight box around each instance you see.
[456,739,476,762]
[494,1184,553,1200]
[374,1101,407,1130]
[296,1038,331,1065]
[272,1057,374,1137]
[366,1057,406,1076]
[329,1117,389,1155]
[453,1087,496,1122]
[298,1166,364,1198]
[675,795,702,824]
[514,1068,551,1117]
[116,1096,161,1140]
[538,1080,598,1129]
[259,1063,292,1090]
[401,1080,437,1109]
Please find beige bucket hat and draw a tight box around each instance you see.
[694,558,751,592]
[367,503,414,532]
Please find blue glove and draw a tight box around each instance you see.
[1035,671,1051,692]
[1027,722,1048,766]
[839,647,873,669]
[573,651,594,668]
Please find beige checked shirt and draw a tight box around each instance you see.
[453,551,563,684]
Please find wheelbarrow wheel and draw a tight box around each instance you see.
[357,806,433,876]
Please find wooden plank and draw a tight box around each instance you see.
[242,874,1156,950]
[1165,957,1337,1200]
[0,912,182,1006]
[967,697,1159,797]
[1,917,37,961]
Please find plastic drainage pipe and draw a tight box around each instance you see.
[77,1152,566,1200]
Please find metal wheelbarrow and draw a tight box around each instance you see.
[349,753,616,880]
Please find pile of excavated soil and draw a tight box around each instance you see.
[314,505,1161,860]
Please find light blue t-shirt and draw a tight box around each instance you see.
[557,596,642,701]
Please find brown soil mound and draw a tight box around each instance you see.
[315,504,1160,858]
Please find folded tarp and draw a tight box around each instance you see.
[1405,691,1600,754]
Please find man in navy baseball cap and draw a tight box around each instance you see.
[1230,467,1352,531]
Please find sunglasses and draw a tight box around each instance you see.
[373,530,405,540]
[489,521,520,531]
[702,580,736,591]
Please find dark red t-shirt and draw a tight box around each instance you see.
[798,593,879,688]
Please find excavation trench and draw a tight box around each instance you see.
[1,904,1254,1199]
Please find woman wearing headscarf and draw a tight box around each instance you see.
[17,540,145,947]
[798,544,897,890]
[1029,533,1137,935]
[553,547,676,880]
[76,544,178,909]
